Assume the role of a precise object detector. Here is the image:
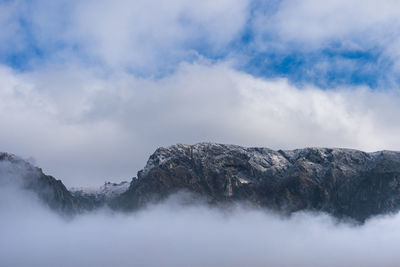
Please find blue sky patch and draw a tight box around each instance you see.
[0,0,399,89]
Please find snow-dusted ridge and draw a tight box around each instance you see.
[3,143,400,222]
[70,181,130,201]
[116,143,400,222]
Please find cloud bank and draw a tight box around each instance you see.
[1,0,400,186]
[0,0,250,72]
[2,177,400,267]
[1,62,400,186]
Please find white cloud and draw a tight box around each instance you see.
[3,0,400,76]
[0,0,249,71]
[0,1,27,53]
[252,0,400,55]
[2,184,400,267]
[71,0,249,70]
[1,62,400,186]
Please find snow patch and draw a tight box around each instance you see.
[70,181,130,200]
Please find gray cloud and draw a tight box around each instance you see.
[2,63,400,186]
[2,1,400,188]
[252,0,400,60]
[2,177,400,267]
[0,0,250,72]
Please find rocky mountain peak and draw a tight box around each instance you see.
[0,152,81,214]
[116,143,400,222]
[3,144,400,223]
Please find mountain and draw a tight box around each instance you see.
[70,181,130,209]
[3,143,400,222]
[0,152,129,213]
[112,143,400,222]
[0,152,82,214]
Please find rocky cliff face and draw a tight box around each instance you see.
[0,152,82,214]
[113,143,400,222]
[0,152,129,214]
[3,143,400,222]
[70,181,130,209]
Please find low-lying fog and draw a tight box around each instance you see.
[1,184,400,267]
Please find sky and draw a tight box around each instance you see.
[1,0,400,186]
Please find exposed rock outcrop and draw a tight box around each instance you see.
[70,181,130,209]
[0,152,130,214]
[113,143,400,222]
[4,143,400,222]
[0,152,82,214]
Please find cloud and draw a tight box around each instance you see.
[0,0,250,72]
[2,176,400,267]
[250,0,400,74]
[253,0,400,47]
[239,0,400,87]
[2,0,400,87]
[71,0,250,70]
[1,62,400,186]
[2,3,400,264]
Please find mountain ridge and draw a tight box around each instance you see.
[0,152,83,214]
[2,143,400,222]
[113,143,400,222]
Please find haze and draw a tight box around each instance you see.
[1,181,400,267]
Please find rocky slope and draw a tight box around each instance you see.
[70,181,130,209]
[3,143,400,222]
[0,152,82,214]
[0,152,130,213]
[113,143,400,222]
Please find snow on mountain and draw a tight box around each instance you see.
[70,181,130,203]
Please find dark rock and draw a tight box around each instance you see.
[112,143,400,222]
[70,181,130,209]
[0,152,130,214]
[0,152,82,215]
[4,143,400,223]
